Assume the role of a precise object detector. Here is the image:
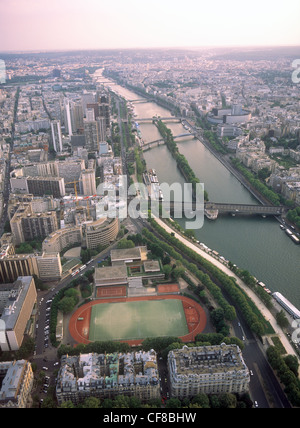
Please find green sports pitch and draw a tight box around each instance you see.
[88,299,189,342]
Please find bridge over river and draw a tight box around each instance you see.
[165,201,285,219]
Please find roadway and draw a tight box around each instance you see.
[133,216,293,408]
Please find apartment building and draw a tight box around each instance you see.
[84,217,119,250]
[56,350,160,405]
[79,169,96,196]
[35,252,62,281]
[42,225,83,254]
[0,360,34,408]
[26,176,65,198]
[0,276,37,351]
[168,344,250,398]
[10,203,58,245]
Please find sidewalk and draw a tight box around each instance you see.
[154,217,299,359]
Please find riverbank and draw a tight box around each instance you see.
[97,71,300,310]
[152,216,298,360]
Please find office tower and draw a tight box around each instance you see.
[86,103,99,119]
[97,117,107,142]
[73,102,84,132]
[81,92,96,113]
[63,99,73,136]
[86,108,95,122]
[98,102,110,129]
[80,169,96,196]
[83,119,99,152]
[51,120,63,152]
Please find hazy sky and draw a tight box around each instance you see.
[0,0,300,51]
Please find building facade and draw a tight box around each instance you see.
[0,360,34,408]
[168,344,250,398]
[56,350,160,405]
[0,276,37,351]
[84,217,119,250]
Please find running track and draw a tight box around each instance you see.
[69,295,207,347]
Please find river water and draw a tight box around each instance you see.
[99,75,300,309]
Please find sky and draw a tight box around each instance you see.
[0,0,300,52]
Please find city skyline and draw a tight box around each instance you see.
[0,0,300,52]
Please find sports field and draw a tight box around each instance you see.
[88,299,189,342]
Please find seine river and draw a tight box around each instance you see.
[98,76,300,309]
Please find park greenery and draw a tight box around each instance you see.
[231,158,281,206]
[156,120,208,202]
[267,346,300,406]
[287,206,300,230]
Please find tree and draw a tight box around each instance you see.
[81,397,100,408]
[57,296,77,314]
[117,239,135,249]
[276,310,289,329]
[163,264,172,279]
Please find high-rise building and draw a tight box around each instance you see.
[83,119,99,152]
[10,203,58,245]
[26,176,65,198]
[0,254,39,283]
[97,117,107,143]
[80,169,96,196]
[50,120,63,153]
[86,108,95,122]
[35,252,62,281]
[81,92,96,113]
[98,102,110,129]
[63,99,73,136]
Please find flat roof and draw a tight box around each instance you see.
[94,265,128,281]
[110,247,141,262]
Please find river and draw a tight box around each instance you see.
[97,73,300,310]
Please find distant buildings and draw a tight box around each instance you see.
[168,344,250,398]
[56,350,160,405]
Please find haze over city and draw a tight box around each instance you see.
[0,0,300,52]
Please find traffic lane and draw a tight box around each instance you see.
[243,339,291,408]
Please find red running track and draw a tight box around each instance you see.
[69,294,207,347]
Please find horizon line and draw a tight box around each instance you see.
[1,44,300,55]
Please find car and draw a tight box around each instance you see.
[254,401,258,408]
[54,362,59,366]
[250,370,254,376]
[42,367,48,371]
